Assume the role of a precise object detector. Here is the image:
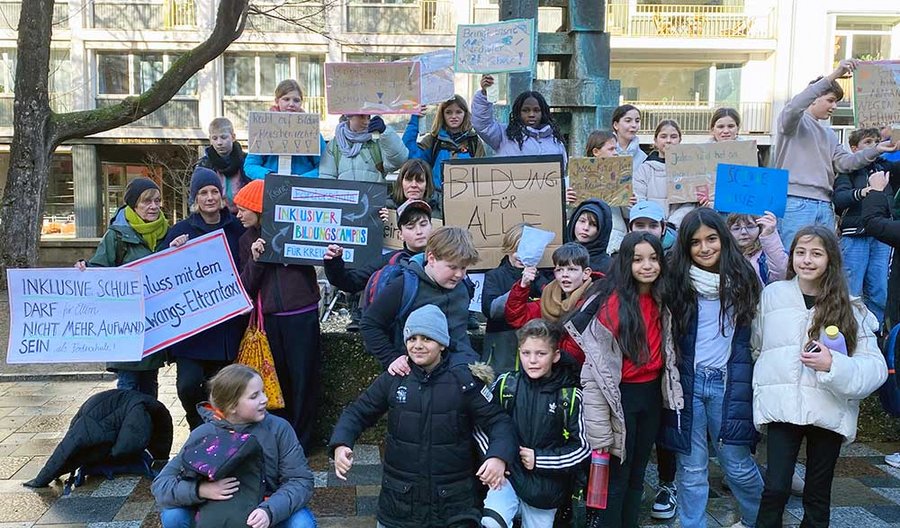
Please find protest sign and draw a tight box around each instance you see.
[444,155,565,270]
[854,61,900,128]
[6,268,144,364]
[382,208,442,251]
[713,164,789,217]
[260,175,386,267]
[247,111,321,156]
[455,19,536,74]
[407,50,456,105]
[325,62,421,115]
[517,226,556,267]
[665,141,758,204]
[124,231,252,356]
[468,273,485,313]
[568,156,633,206]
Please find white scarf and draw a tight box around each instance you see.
[334,121,373,158]
[689,266,720,300]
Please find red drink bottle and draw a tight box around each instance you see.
[586,450,610,509]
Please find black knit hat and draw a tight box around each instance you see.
[190,167,224,203]
[124,178,160,210]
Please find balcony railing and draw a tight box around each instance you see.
[632,101,773,135]
[606,2,775,39]
[247,2,326,33]
[0,1,70,30]
[471,5,564,33]
[90,0,196,31]
[224,96,327,131]
[346,1,454,35]
[95,97,200,128]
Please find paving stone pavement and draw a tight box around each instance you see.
[0,365,897,527]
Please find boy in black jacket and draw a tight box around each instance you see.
[482,319,591,528]
[330,305,516,528]
[197,117,249,213]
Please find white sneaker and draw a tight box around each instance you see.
[651,482,677,520]
[886,452,900,469]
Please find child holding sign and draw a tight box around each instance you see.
[726,212,787,286]
[243,80,326,180]
[319,114,409,183]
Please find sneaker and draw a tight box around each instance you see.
[651,481,677,520]
[886,452,900,469]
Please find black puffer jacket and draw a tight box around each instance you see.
[329,358,517,528]
[566,199,613,273]
[25,389,172,487]
[834,159,899,236]
[490,368,590,510]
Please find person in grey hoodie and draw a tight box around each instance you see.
[774,58,897,248]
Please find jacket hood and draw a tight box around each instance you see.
[616,135,641,157]
[646,150,665,164]
[189,208,238,233]
[566,199,613,270]
[196,402,256,432]
[108,207,143,244]
[408,252,440,288]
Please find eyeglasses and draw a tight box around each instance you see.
[729,224,759,234]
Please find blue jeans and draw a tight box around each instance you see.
[116,369,159,398]
[160,507,316,528]
[778,196,835,249]
[676,367,763,528]
[840,235,890,324]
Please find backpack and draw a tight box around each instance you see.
[427,133,480,167]
[361,252,419,344]
[329,139,384,176]
[495,372,578,440]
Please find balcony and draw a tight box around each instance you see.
[247,2,326,33]
[0,1,70,30]
[346,1,454,35]
[606,2,775,39]
[90,0,196,31]
[224,96,327,131]
[95,97,200,128]
[634,101,772,135]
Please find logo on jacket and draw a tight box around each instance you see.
[395,385,407,404]
[548,402,557,414]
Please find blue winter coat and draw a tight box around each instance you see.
[658,304,757,455]
[243,134,326,180]
[402,115,485,191]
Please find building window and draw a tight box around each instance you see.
[97,52,199,96]
[834,19,895,62]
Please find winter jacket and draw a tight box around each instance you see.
[159,210,247,361]
[834,159,899,236]
[470,91,568,165]
[566,199,613,272]
[323,246,417,295]
[319,128,408,182]
[862,190,900,327]
[775,77,880,202]
[751,279,887,443]
[26,389,172,488]
[238,227,320,314]
[403,114,486,191]
[616,136,648,174]
[359,254,479,369]
[153,404,314,526]
[328,357,517,528]
[243,135,326,180]
[632,152,696,228]
[658,302,757,455]
[197,143,250,213]
[490,368,590,509]
[567,305,683,462]
[744,231,788,286]
[88,207,166,372]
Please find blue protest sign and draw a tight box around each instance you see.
[714,164,788,217]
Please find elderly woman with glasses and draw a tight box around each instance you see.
[726,211,788,286]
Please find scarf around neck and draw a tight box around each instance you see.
[124,206,168,251]
[335,121,373,158]
[540,276,593,321]
[524,124,555,140]
[205,142,244,178]
[690,266,720,300]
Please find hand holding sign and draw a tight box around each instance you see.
[713,164,788,217]
[517,226,556,267]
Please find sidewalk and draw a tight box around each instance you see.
[0,367,898,527]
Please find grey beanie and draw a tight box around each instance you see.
[403,305,450,347]
[190,167,224,203]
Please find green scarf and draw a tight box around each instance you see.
[124,206,168,251]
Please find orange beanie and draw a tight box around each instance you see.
[234,179,264,214]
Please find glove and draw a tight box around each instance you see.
[368,116,387,134]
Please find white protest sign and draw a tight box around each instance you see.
[455,19,536,74]
[6,268,145,364]
[247,111,321,156]
[468,273,485,313]
[125,231,252,356]
[408,50,456,105]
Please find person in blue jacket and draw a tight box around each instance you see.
[243,79,326,179]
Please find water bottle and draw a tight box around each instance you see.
[822,325,848,356]
[586,450,610,509]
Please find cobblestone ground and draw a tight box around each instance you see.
[0,366,897,527]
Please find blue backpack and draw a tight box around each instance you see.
[361,252,419,343]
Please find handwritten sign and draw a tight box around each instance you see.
[383,209,442,251]
[325,62,421,115]
[854,61,900,128]
[6,268,144,364]
[247,112,321,156]
[124,231,252,356]
[260,174,386,266]
[444,155,565,270]
[407,50,456,105]
[455,19,536,74]
[713,164,789,217]
[568,156,634,206]
[665,141,758,205]
[468,273,485,312]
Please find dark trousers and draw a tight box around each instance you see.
[657,443,677,484]
[175,357,231,430]
[757,422,843,528]
[588,378,662,528]
[264,310,322,452]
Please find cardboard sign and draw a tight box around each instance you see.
[6,268,145,364]
[444,155,565,270]
[325,62,421,115]
[468,272,485,313]
[665,141,758,205]
[407,50,456,105]
[854,61,900,129]
[713,164,789,217]
[382,208,443,251]
[455,19,536,74]
[260,175,386,267]
[568,156,634,206]
[247,111,321,156]
[124,231,252,356]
